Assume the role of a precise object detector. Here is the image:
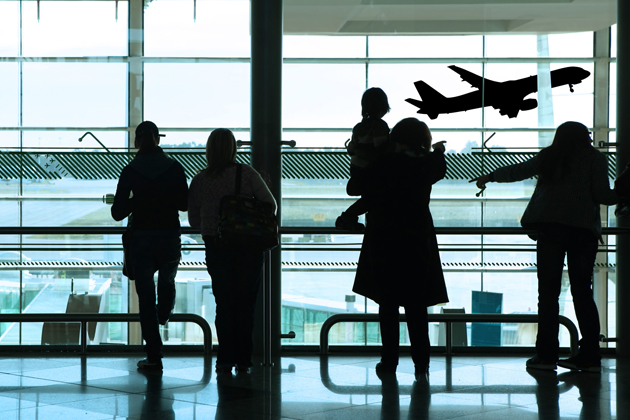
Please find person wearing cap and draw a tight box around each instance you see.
[111,121,188,371]
[470,121,620,373]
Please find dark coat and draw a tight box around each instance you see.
[352,151,449,307]
[111,147,188,230]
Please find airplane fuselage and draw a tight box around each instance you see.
[406,66,590,119]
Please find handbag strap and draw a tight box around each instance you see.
[234,163,242,195]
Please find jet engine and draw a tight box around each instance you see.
[520,99,538,111]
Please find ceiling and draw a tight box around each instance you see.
[283,0,617,35]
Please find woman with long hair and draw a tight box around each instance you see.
[188,128,276,375]
[111,121,188,370]
[471,121,620,372]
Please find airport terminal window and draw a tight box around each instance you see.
[484,33,593,58]
[610,63,617,128]
[368,35,483,58]
[144,0,250,57]
[284,36,366,58]
[0,63,19,127]
[22,63,127,128]
[144,63,251,128]
[282,64,366,129]
[0,2,19,56]
[21,1,127,57]
[0,2,616,350]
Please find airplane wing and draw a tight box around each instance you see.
[448,65,496,90]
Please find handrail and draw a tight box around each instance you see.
[1,226,629,235]
[319,313,579,356]
[0,313,212,355]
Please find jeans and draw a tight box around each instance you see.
[131,230,181,361]
[379,303,430,368]
[204,237,264,367]
[536,224,601,361]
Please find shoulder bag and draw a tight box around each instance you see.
[217,164,279,251]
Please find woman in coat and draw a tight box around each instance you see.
[188,128,277,375]
[352,118,449,380]
[111,121,188,371]
[471,121,619,372]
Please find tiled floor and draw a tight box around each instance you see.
[0,353,625,419]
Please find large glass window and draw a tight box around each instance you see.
[0,1,616,353]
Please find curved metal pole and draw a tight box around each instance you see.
[78,132,111,153]
[0,313,212,354]
[319,313,579,356]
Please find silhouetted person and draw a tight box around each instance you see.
[336,87,392,231]
[352,118,449,380]
[471,121,621,372]
[188,128,277,375]
[111,121,188,371]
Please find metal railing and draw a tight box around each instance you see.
[0,313,212,355]
[319,313,579,356]
[0,225,624,357]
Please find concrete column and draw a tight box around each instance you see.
[250,0,283,361]
[617,0,630,357]
[127,0,144,346]
[537,35,554,147]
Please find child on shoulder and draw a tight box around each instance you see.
[336,87,392,231]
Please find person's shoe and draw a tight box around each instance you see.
[375,361,397,379]
[557,355,601,373]
[335,212,365,232]
[137,358,163,371]
[215,363,233,375]
[526,355,557,371]
[414,364,429,382]
[236,365,252,375]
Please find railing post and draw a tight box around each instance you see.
[81,320,87,355]
[446,321,452,355]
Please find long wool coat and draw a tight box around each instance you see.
[352,151,449,307]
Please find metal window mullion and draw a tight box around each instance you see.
[594,28,612,348]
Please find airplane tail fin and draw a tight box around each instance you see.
[414,80,446,102]
[405,98,424,108]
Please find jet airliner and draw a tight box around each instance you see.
[405,65,591,119]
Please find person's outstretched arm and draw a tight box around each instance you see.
[470,155,538,189]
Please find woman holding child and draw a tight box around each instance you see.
[352,117,449,380]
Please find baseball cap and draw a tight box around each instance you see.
[135,121,165,139]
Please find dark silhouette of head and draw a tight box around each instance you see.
[538,121,592,184]
[205,128,237,179]
[134,121,161,153]
[361,87,390,119]
[391,118,432,155]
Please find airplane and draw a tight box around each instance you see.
[405,65,591,119]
